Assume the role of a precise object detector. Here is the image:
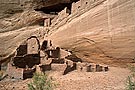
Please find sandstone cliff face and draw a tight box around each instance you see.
[0,10,56,33]
[0,10,48,62]
[0,0,70,63]
[0,26,45,62]
[0,0,72,19]
[0,0,49,19]
[0,0,22,19]
[0,0,134,65]
[48,0,135,64]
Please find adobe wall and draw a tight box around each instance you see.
[44,18,51,27]
[49,0,106,34]
[71,0,105,14]
[27,37,39,54]
[7,63,23,79]
[51,7,70,27]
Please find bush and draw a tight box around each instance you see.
[28,73,54,90]
[127,76,135,90]
[127,64,135,90]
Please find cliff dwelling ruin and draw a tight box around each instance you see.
[7,36,108,80]
[4,1,134,83]
[1,0,135,89]
[0,0,111,80]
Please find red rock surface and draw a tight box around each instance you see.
[48,0,135,65]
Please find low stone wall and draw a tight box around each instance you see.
[76,62,108,72]
[7,63,23,79]
[51,63,67,74]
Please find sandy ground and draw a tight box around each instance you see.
[0,66,130,90]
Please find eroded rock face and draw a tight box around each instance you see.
[0,0,135,66]
[0,0,74,19]
[0,10,54,33]
[48,0,135,64]
[0,9,51,62]
[0,0,64,63]
[0,26,45,62]
[0,0,49,19]
[0,0,22,19]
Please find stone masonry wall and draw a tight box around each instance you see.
[7,63,23,79]
[51,7,70,27]
[49,0,106,33]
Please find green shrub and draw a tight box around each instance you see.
[128,65,135,77]
[127,64,135,90]
[127,76,135,90]
[28,73,54,90]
